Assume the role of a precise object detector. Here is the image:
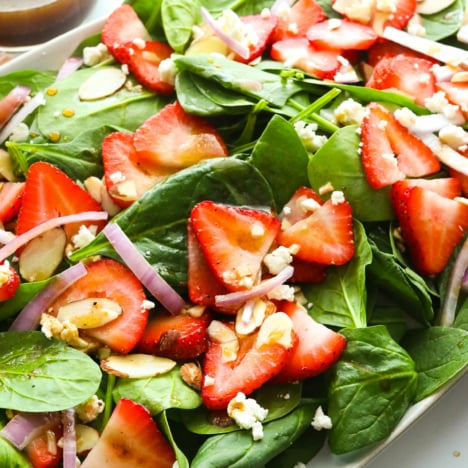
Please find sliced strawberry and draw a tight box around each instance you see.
[436,81,468,119]
[101,4,150,58]
[117,40,175,95]
[449,146,468,197]
[16,161,105,240]
[306,19,377,51]
[0,261,20,301]
[279,186,324,227]
[25,424,63,468]
[82,398,176,468]
[202,315,295,410]
[190,201,281,291]
[290,257,328,283]
[234,13,278,63]
[367,40,437,67]
[187,221,230,307]
[136,309,211,360]
[273,300,346,383]
[391,182,468,275]
[360,102,440,189]
[366,54,436,106]
[0,181,25,224]
[48,258,147,354]
[134,101,228,170]
[370,0,416,35]
[277,196,355,266]
[392,177,462,199]
[102,132,171,208]
[270,38,342,80]
[272,0,327,42]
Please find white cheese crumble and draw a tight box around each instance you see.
[75,395,105,423]
[331,190,345,205]
[204,375,215,387]
[82,43,112,67]
[141,300,155,311]
[267,284,296,302]
[424,91,462,124]
[250,222,265,238]
[439,124,468,150]
[0,260,11,287]
[311,405,333,431]
[71,224,98,250]
[334,98,366,126]
[227,392,268,441]
[394,107,418,128]
[158,57,177,85]
[294,120,328,152]
[109,171,126,183]
[263,246,293,275]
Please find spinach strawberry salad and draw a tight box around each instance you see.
[0,0,467,466]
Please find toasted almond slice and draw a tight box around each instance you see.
[255,312,294,349]
[56,298,122,329]
[100,354,176,378]
[207,320,240,362]
[78,67,126,101]
[75,424,100,454]
[235,299,267,335]
[19,227,66,282]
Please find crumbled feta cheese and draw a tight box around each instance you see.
[158,57,177,85]
[331,190,345,205]
[424,91,462,124]
[311,405,333,431]
[109,171,126,184]
[267,284,296,302]
[394,107,418,128]
[227,392,268,441]
[71,224,98,249]
[334,98,366,126]
[141,300,155,311]
[250,222,265,238]
[407,15,426,37]
[328,18,342,30]
[82,43,111,67]
[294,121,328,152]
[204,375,215,386]
[263,246,293,275]
[439,125,468,150]
[75,395,105,423]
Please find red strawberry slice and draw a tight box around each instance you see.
[202,315,295,410]
[48,258,148,354]
[0,181,25,224]
[136,309,211,360]
[117,40,175,95]
[370,0,416,35]
[272,0,327,42]
[366,54,436,106]
[187,221,230,307]
[290,257,328,283]
[0,262,20,301]
[279,186,324,227]
[306,19,378,51]
[82,398,176,468]
[273,300,346,383]
[16,161,105,240]
[234,13,278,63]
[436,81,468,119]
[392,177,462,199]
[391,182,468,275]
[101,4,150,57]
[277,196,355,266]
[25,424,63,468]
[102,131,171,208]
[134,101,228,170]
[190,201,281,291]
[360,102,440,189]
[367,40,437,67]
[270,38,342,80]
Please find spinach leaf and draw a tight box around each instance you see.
[174,54,303,108]
[200,0,270,16]
[0,432,30,467]
[0,332,101,412]
[181,382,302,435]
[126,0,165,39]
[402,326,468,401]
[0,70,55,96]
[112,366,202,414]
[328,325,417,454]
[421,0,466,41]
[7,125,108,180]
[158,411,190,468]
[190,400,320,467]
[70,158,275,288]
[308,125,394,222]
[453,296,468,330]
[162,0,200,52]
[302,221,371,329]
[367,305,407,343]
[249,114,310,210]
[34,67,169,142]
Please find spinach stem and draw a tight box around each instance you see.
[101,373,116,431]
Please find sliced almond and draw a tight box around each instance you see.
[100,354,176,378]
[452,71,468,83]
[19,227,66,282]
[75,424,100,454]
[0,148,16,181]
[236,299,269,335]
[78,67,126,101]
[56,298,122,329]
[255,312,294,350]
[207,320,239,362]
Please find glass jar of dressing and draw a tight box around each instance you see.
[0,0,96,48]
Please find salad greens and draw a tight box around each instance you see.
[0,0,467,466]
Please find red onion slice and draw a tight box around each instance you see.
[56,57,83,81]
[0,85,31,128]
[440,236,468,326]
[9,262,87,331]
[62,409,76,468]
[215,265,294,308]
[0,412,61,450]
[200,7,251,59]
[103,223,186,315]
[0,91,45,145]
[0,211,108,262]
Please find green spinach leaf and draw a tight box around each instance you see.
[158,411,190,468]
[421,0,466,41]
[0,332,101,412]
[328,325,417,454]
[0,70,55,96]
[162,0,200,52]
